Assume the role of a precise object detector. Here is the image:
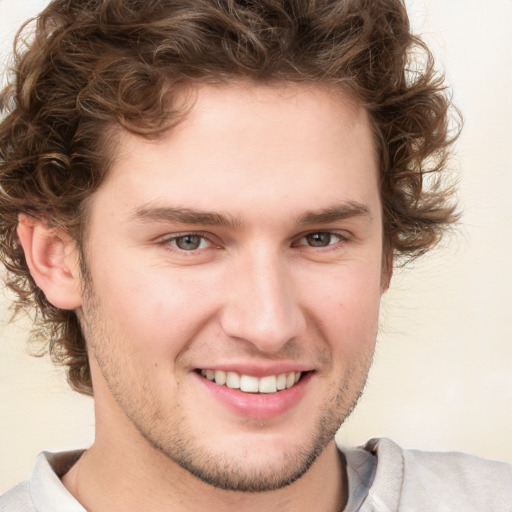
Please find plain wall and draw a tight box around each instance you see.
[1,0,511,492]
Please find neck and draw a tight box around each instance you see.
[62,423,346,512]
[61,380,347,512]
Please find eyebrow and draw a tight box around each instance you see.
[131,205,242,229]
[296,202,372,226]
[130,201,371,229]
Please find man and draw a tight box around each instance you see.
[0,0,510,510]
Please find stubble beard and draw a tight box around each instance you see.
[133,374,368,493]
[79,264,373,494]
[94,338,370,493]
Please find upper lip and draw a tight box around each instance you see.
[194,363,314,378]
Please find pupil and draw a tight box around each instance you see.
[177,235,201,250]
[307,233,331,247]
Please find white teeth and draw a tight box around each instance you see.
[214,370,226,385]
[276,373,287,390]
[240,375,259,392]
[226,371,240,389]
[201,369,303,393]
[259,375,277,393]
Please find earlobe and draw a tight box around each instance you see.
[17,215,82,310]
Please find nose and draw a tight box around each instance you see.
[219,248,306,353]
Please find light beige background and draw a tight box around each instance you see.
[1,0,511,493]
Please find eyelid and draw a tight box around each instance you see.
[292,230,351,247]
[156,229,350,251]
[158,231,217,251]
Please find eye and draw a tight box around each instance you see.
[165,234,211,251]
[295,232,345,248]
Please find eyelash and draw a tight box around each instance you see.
[158,231,349,253]
[292,231,348,249]
[158,232,215,252]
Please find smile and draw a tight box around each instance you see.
[199,369,303,394]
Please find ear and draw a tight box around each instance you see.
[17,214,82,309]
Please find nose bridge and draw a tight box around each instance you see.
[220,245,304,352]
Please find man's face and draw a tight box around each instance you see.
[78,83,386,491]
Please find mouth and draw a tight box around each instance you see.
[197,369,305,394]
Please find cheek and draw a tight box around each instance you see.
[88,258,221,355]
[301,261,382,345]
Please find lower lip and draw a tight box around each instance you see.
[194,371,313,420]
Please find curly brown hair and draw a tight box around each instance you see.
[0,0,460,396]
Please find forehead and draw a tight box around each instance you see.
[94,82,379,223]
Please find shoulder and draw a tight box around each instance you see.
[364,437,512,511]
[0,450,85,512]
[0,480,36,512]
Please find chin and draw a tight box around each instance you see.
[166,442,325,492]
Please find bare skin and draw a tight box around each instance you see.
[21,82,386,511]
